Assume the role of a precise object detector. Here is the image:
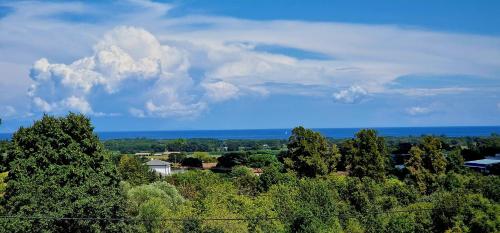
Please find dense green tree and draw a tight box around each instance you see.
[421,136,448,175]
[431,192,499,233]
[118,155,156,185]
[247,153,279,168]
[258,164,297,192]
[217,151,249,168]
[406,146,431,193]
[446,148,465,173]
[345,129,388,181]
[0,113,130,232]
[476,134,500,156]
[282,126,341,177]
[230,166,259,196]
[167,152,186,163]
[383,211,415,233]
[125,181,185,232]
[406,136,449,193]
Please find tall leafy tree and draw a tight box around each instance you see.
[345,129,388,181]
[406,136,448,194]
[420,136,447,175]
[0,114,130,232]
[283,126,341,177]
[406,146,431,193]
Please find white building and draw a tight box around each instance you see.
[146,159,171,176]
[464,155,500,174]
[135,152,150,156]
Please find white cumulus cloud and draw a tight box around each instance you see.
[28,26,199,117]
[332,86,368,104]
[202,81,240,102]
[406,106,432,116]
[62,96,93,114]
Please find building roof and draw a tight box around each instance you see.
[146,159,171,166]
[135,152,150,156]
[465,159,500,167]
[202,163,217,169]
[487,155,500,160]
[162,151,181,155]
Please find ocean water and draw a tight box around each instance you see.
[1,126,499,140]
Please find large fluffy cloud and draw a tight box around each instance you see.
[28,26,201,117]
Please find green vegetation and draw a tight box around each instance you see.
[343,129,388,181]
[281,126,340,177]
[0,114,129,232]
[103,138,286,154]
[0,114,499,232]
[118,155,157,185]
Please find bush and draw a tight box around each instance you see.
[181,157,203,168]
[248,153,279,168]
[217,152,249,168]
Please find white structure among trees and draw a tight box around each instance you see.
[145,159,171,176]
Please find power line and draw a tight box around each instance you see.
[0,207,451,222]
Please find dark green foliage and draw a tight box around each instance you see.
[0,114,130,232]
[345,129,388,181]
[476,134,500,156]
[446,148,465,173]
[217,151,249,168]
[282,126,341,177]
[103,138,287,153]
[0,140,10,172]
[167,152,186,163]
[216,150,281,168]
[182,157,203,167]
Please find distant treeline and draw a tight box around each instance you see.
[102,134,500,160]
[102,138,287,153]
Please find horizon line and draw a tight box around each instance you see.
[2,125,500,135]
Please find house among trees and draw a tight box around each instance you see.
[134,152,150,156]
[464,154,500,173]
[146,159,171,176]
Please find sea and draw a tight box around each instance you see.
[1,126,499,140]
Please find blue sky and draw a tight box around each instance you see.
[0,0,500,132]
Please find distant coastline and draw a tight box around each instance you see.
[2,126,500,140]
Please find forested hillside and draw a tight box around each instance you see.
[0,115,498,233]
